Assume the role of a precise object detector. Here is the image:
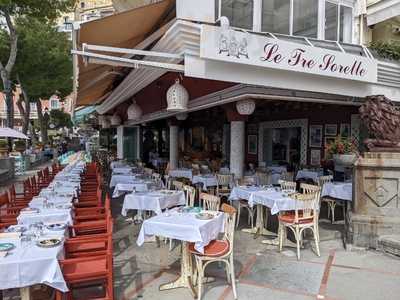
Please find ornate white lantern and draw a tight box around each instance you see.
[127,99,142,120]
[166,79,189,111]
[111,113,121,126]
[176,112,188,121]
[236,99,256,115]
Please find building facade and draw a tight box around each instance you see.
[73,0,399,170]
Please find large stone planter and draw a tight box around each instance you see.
[333,154,357,167]
[349,152,400,249]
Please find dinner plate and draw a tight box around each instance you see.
[46,223,66,231]
[20,207,39,214]
[195,213,215,220]
[36,238,62,248]
[0,243,15,251]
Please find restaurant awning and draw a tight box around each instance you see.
[74,0,175,106]
[367,0,400,26]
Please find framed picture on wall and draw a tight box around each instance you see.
[309,125,323,148]
[325,124,337,136]
[248,135,257,155]
[310,149,321,166]
[340,123,350,137]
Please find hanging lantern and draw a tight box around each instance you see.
[236,99,256,115]
[166,79,189,112]
[176,112,188,121]
[111,113,121,126]
[127,99,142,120]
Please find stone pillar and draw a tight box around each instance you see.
[116,125,124,159]
[230,121,245,179]
[350,152,400,249]
[169,125,179,170]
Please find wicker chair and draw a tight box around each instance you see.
[200,193,220,211]
[189,204,237,299]
[278,192,320,260]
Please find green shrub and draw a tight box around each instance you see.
[369,41,400,61]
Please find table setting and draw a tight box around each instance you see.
[109,173,143,188]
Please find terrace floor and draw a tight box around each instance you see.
[111,198,400,300]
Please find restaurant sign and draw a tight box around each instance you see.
[200,25,378,83]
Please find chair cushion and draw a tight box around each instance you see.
[279,212,314,224]
[189,240,230,257]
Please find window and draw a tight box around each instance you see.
[80,2,85,8]
[293,0,318,38]
[30,102,37,111]
[50,99,59,109]
[261,0,290,34]
[325,2,338,41]
[221,0,253,30]
[340,5,352,42]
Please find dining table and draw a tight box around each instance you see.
[137,209,225,296]
[109,174,142,188]
[121,190,186,217]
[191,174,218,191]
[229,185,298,247]
[321,182,352,201]
[168,168,193,180]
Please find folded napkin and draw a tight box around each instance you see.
[0,232,21,239]
[0,251,7,258]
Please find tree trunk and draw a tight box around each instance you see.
[36,100,48,144]
[0,10,18,150]
[16,81,31,135]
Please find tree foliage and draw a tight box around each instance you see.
[370,41,400,61]
[14,17,73,100]
[50,109,73,129]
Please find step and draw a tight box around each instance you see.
[378,235,400,257]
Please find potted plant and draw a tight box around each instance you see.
[14,140,26,152]
[0,139,8,157]
[325,136,358,167]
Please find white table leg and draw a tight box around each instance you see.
[159,242,197,297]
[242,205,277,238]
[20,287,31,300]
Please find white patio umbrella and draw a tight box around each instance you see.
[0,127,29,139]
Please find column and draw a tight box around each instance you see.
[230,121,245,179]
[169,125,179,170]
[116,125,124,159]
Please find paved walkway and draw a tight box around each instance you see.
[111,197,400,300]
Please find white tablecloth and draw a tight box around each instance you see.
[29,196,73,209]
[122,190,186,216]
[0,237,67,292]
[17,208,73,226]
[110,161,129,170]
[295,170,322,182]
[192,175,218,190]
[321,182,352,201]
[267,166,287,174]
[110,174,141,188]
[169,169,193,180]
[228,186,264,201]
[137,210,225,253]
[112,167,133,175]
[249,189,299,215]
[112,182,152,198]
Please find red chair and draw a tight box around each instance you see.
[74,196,110,223]
[56,235,114,300]
[65,220,113,258]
